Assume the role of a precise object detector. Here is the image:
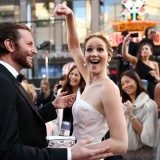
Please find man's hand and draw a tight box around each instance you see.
[71,138,113,160]
[52,91,76,109]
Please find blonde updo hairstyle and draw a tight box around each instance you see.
[83,33,113,59]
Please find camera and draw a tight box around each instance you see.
[130,33,139,38]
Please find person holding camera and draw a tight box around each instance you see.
[122,33,160,99]
[117,30,138,79]
[117,30,138,57]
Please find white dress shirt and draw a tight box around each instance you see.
[0,60,19,78]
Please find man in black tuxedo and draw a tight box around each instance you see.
[0,22,112,160]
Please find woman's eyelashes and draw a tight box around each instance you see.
[86,48,92,53]
[97,47,104,52]
[86,47,104,53]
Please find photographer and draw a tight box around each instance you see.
[117,30,138,78]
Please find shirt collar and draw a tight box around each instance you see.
[0,60,19,78]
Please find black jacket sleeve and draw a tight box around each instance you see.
[38,102,58,123]
[0,75,67,160]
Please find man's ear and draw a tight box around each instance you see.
[4,39,15,52]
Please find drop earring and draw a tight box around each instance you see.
[84,63,87,67]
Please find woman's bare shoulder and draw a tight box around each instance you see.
[156,82,160,88]
[152,60,159,66]
[101,79,120,93]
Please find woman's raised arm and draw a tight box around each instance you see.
[53,4,88,80]
[122,33,138,68]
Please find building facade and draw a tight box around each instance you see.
[0,0,160,79]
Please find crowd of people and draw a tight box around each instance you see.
[122,33,159,99]
[0,2,160,160]
[0,20,113,160]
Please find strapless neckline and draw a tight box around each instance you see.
[72,97,108,142]
[77,98,104,116]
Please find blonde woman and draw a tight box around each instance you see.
[36,78,53,108]
[53,4,128,158]
[21,82,37,102]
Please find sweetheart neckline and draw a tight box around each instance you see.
[74,98,104,116]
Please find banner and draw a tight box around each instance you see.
[105,31,160,47]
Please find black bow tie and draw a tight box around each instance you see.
[17,74,25,83]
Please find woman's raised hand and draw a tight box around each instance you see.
[123,33,131,43]
[52,4,73,17]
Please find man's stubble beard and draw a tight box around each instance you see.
[12,48,33,69]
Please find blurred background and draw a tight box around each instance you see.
[1,0,160,86]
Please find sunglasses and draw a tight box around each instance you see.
[150,31,156,34]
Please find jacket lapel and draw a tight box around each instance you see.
[0,64,44,122]
[18,83,44,122]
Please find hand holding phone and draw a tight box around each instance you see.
[130,33,139,38]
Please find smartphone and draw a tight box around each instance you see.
[130,33,139,38]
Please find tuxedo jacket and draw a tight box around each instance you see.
[0,64,67,160]
[117,40,138,57]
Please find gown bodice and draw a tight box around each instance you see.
[72,98,108,143]
[135,60,155,80]
[134,60,156,99]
